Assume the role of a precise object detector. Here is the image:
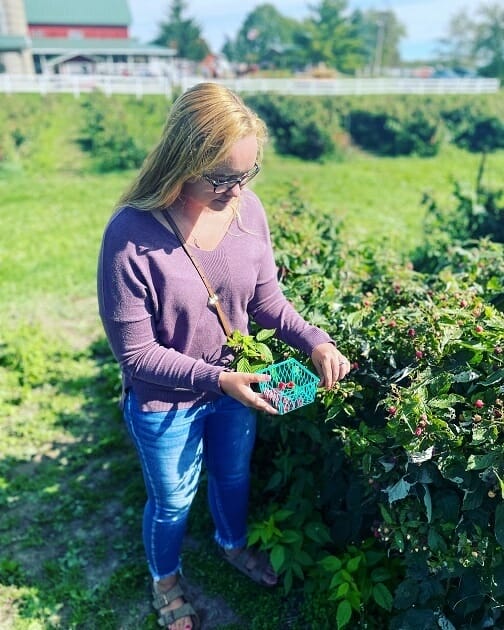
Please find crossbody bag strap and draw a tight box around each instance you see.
[154,209,234,338]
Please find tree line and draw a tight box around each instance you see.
[152,0,504,79]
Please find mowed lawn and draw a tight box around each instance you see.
[2,140,503,339]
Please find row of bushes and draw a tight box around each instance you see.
[244,93,504,160]
[77,90,504,166]
[244,166,504,627]
[0,92,503,171]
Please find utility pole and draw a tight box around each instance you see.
[373,16,385,76]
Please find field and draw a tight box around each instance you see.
[1,93,503,629]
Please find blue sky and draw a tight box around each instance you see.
[128,0,484,61]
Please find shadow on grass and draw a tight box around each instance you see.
[0,336,294,629]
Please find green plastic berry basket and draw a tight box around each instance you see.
[257,358,320,415]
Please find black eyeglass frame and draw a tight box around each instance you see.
[202,163,260,194]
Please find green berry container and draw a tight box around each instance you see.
[257,358,320,414]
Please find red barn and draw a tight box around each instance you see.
[0,0,176,75]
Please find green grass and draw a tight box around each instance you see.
[257,144,504,251]
[2,144,503,337]
[1,93,503,628]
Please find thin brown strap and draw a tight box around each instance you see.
[157,209,234,338]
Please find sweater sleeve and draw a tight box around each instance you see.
[97,212,225,394]
[100,317,224,394]
[246,198,334,356]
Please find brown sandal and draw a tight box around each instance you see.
[152,581,200,629]
[221,547,278,587]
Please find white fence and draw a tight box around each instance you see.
[0,73,500,97]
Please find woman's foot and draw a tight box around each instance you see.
[153,575,198,630]
[223,546,278,587]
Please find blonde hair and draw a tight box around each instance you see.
[117,82,268,211]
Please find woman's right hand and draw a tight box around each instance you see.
[218,371,279,415]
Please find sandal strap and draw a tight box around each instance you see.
[223,547,275,585]
[152,583,184,610]
[157,602,198,627]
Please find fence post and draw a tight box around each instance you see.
[72,75,80,98]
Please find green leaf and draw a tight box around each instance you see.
[372,583,393,611]
[422,483,432,523]
[255,328,276,342]
[330,570,344,590]
[379,503,395,525]
[274,509,294,522]
[383,477,413,504]
[248,529,261,546]
[452,370,480,383]
[462,484,485,510]
[292,562,304,580]
[336,582,350,598]
[336,600,352,629]
[305,521,331,543]
[347,589,361,611]
[494,470,504,499]
[495,503,504,547]
[363,452,372,474]
[320,555,342,573]
[296,550,313,566]
[264,471,283,491]
[480,369,504,386]
[428,394,465,407]
[466,453,500,470]
[281,529,302,544]
[393,530,405,552]
[237,357,251,372]
[427,528,447,553]
[345,556,361,573]
[270,545,286,572]
[370,567,391,583]
[255,342,273,363]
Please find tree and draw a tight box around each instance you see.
[304,0,366,74]
[152,0,210,61]
[222,3,303,69]
[473,2,504,79]
[435,2,504,79]
[435,9,477,70]
[222,0,405,74]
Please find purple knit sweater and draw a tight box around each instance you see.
[97,189,333,411]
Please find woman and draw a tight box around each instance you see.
[97,82,350,630]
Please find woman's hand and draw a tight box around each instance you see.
[218,370,279,414]
[311,342,350,389]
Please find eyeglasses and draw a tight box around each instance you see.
[202,163,260,194]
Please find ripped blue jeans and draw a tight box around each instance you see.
[123,390,257,581]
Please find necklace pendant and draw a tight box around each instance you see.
[208,294,219,306]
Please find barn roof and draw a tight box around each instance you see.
[25,0,132,27]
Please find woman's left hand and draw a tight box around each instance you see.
[311,343,351,389]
